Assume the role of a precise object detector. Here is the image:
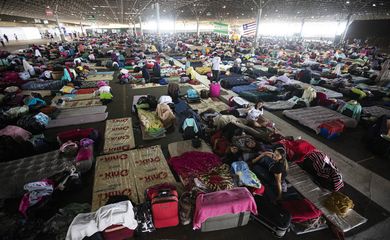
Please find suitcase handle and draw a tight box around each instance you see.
[158,189,172,196]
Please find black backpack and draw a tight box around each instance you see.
[136,95,158,111]
[200,89,209,99]
[182,121,197,140]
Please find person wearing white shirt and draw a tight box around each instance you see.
[211,53,221,82]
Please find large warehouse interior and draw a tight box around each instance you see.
[0,0,389,239]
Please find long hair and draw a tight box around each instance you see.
[274,146,289,172]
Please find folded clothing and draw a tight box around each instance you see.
[66,201,137,240]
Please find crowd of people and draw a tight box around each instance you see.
[0,30,388,239]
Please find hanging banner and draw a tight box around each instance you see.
[213,22,229,35]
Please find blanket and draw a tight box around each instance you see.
[169,151,221,187]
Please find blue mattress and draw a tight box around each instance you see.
[232,84,257,94]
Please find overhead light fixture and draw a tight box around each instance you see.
[181,10,184,12]
[222,5,226,9]
[372,3,376,6]
[92,7,96,10]
[227,12,230,15]
[275,9,278,12]
[297,11,300,14]
[346,1,350,4]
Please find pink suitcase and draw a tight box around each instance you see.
[209,82,220,97]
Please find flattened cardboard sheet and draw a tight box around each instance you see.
[103,117,136,154]
[91,151,138,211]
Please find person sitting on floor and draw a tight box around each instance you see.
[250,145,288,201]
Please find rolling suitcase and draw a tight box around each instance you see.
[147,184,179,229]
[102,224,134,240]
[193,187,257,232]
[251,195,291,238]
[209,82,221,97]
[319,120,344,139]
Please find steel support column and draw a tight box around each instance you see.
[253,1,262,51]
[340,14,352,44]
[156,2,160,35]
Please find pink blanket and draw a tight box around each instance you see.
[193,187,257,230]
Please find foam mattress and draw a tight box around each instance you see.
[283,106,358,133]
[0,151,73,198]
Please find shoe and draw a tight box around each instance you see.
[380,134,390,142]
[179,192,192,225]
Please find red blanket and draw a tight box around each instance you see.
[281,199,322,223]
[279,139,316,163]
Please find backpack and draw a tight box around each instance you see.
[186,89,200,103]
[178,109,203,140]
[200,89,209,99]
[137,95,158,111]
[182,118,198,140]
[167,83,179,102]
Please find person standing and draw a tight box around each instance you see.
[211,52,221,82]
[14,33,18,41]
[0,36,5,47]
[3,34,8,43]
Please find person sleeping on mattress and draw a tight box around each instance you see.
[249,145,288,201]
[220,100,265,127]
